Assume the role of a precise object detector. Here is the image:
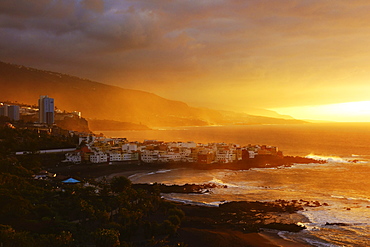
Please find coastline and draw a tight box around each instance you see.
[49,160,318,247]
[166,199,312,247]
[175,228,312,247]
[259,229,312,247]
[49,154,323,180]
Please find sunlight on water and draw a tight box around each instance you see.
[99,123,370,157]
[101,123,370,246]
[134,162,370,246]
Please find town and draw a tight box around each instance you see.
[66,135,282,165]
[1,95,283,166]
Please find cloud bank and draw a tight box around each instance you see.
[1,0,370,111]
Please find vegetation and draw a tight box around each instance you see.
[0,61,306,128]
[0,125,186,246]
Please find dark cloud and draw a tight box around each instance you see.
[0,0,50,18]
[81,0,104,13]
[1,0,370,110]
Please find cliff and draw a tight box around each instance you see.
[0,61,306,127]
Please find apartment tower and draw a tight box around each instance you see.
[0,104,20,121]
[38,95,54,125]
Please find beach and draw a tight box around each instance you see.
[170,202,313,247]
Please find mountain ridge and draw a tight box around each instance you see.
[0,61,305,127]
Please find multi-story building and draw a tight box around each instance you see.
[141,150,159,163]
[65,151,82,163]
[8,105,20,121]
[109,152,123,162]
[198,152,214,164]
[65,133,283,165]
[38,95,54,125]
[0,104,20,121]
[90,152,108,163]
[122,143,138,153]
[0,104,9,117]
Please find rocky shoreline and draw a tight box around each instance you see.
[48,155,325,246]
[164,199,313,247]
[50,154,324,179]
[133,182,227,194]
[132,182,325,246]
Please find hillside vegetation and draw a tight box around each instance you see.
[0,62,305,128]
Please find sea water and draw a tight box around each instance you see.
[100,123,370,246]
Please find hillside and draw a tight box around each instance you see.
[0,62,305,127]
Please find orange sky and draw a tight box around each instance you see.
[1,0,370,121]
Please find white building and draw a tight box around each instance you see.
[65,152,82,163]
[0,104,20,121]
[109,152,122,161]
[158,152,182,162]
[141,150,159,163]
[248,151,257,158]
[79,136,96,145]
[39,95,54,125]
[122,143,138,153]
[179,147,192,160]
[90,152,108,163]
[216,149,234,163]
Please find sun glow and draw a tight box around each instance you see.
[272,101,370,122]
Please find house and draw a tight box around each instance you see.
[33,170,56,180]
[64,151,82,164]
[90,152,108,163]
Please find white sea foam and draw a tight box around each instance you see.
[284,162,328,170]
[306,154,350,163]
[210,177,239,188]
[144,169,173,175]
[306,154,370,164]
[128,169,176,181]
[303,238,340,247]
[331,194,370,203]
[161,195,220,207]
[301,206,370,229]
[128,160,369,246]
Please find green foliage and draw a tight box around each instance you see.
[110,176,132,193]
[168,215,181,226]
[168,208,185,220]
[0,125,186,246]
[160,220,177,236]
[37,231,74,247]
[0,157,32,177]
[0,126,77,155]
[0,225,35,247]
[94,228,120,247]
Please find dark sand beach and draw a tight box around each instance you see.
[170,202,312,247]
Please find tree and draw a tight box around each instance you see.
[110,176,132,193]
[94,228,120,247]
[168,215,181,227]
[0,225,35,247]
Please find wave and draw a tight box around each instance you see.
[306,154,350,163]
[303,238,338,247]
[209,177,239,188]
[301,207,370,227]
[306,154,369,164]
[331,194,370,203]
[128,169,176,181]
[161,195,224,207]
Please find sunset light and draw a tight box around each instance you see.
[2,1,370,121]
[2,1,370,246]
[272,101,370,122]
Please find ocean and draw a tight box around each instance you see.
[99,123,370,246]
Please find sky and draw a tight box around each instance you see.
[1,0,370,121]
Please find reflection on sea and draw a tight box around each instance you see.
[100,123,370,246]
